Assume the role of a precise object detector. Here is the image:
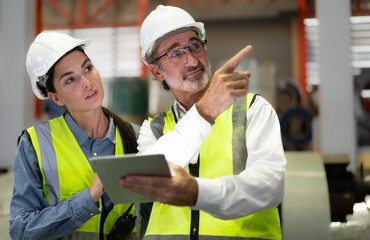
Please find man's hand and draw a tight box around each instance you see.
[196,45,253,124]
[90,173,105,203]
[119,162,198,206]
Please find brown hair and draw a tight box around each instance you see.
[102,107,138,154]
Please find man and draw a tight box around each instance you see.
[120,5,286,240]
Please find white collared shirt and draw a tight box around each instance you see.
[137,95,286,220]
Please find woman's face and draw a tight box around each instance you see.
[47,50,104,114]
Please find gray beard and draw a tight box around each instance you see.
[163,61,212,91]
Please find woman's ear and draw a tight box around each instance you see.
[47,92,65,107]
[148,63,165,82]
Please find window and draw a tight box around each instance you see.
[305,16,370,89]
[55,26,141,79]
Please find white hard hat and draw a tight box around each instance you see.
[26,31,90,100]
[140,5,206,65]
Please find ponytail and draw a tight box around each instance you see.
[102,107,138,154]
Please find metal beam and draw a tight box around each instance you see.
[315,0,356,172]
[87,0,117,25]
[35,0,43,118]
[138,0,149,77]
[297,0,307,95]
[79,0,87,23]
[46,0,75,23]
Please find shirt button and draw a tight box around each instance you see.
[90,213,94,216]
[93,153,97,157]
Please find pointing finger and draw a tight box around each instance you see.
[219,45,253,74]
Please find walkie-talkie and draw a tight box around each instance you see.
[108,203,136,240]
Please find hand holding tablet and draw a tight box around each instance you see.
[90,154,171,204]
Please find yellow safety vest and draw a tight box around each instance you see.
[146,93,281,240]
[27,115,136,239]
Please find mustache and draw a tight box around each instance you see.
[183,62,205,77]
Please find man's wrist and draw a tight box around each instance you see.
[195,102,215,125]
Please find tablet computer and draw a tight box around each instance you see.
[90,153,171,204]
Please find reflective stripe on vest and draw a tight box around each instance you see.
[146,93,281,240]
[27,115,136,239]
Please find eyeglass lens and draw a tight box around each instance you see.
[157,40,207,62]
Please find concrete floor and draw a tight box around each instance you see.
[0,170,370,240]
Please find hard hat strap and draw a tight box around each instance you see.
[38,74,49,89]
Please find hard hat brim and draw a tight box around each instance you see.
[141,22,205,65]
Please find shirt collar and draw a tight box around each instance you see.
[173,99,188,121]
[64,111,116,145]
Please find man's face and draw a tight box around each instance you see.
[150,31,211,94]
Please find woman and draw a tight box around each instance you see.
[9,31,139,239]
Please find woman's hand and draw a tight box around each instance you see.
[89,173,105,203]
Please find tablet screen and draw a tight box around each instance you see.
[90,154,171,204]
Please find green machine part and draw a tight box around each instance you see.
[108,77,148,117]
